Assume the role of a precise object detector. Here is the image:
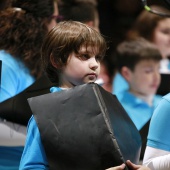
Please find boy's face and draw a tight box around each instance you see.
[123,60,161,96]
[61,46,101,87]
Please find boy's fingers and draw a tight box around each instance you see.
[126,160,151,170]
[106,163,126,170]
[126,160,141,168]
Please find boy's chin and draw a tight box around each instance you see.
[143,92,155,97]
[86,81,96,84]
[83,78,97,84]
[86,78,98,84]
[65,77,97,86]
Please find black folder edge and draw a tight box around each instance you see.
[93,85,126,160]
[93,85,129,170]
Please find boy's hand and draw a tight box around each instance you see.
[106,163,126,170]
[126,160,150,170]
[105,161,151,170]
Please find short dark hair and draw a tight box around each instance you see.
[115,38,162,72]
[41,21,107,85]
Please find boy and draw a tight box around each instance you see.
[19,21,150,170]
[115,38,162,160]
[59,1,113,92]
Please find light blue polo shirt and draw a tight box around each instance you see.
[147,93,170,151]
[118,91,162,130]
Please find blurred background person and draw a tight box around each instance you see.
[0,0,59,102]
[113,5,170,97]
[127,5,170,73]
[115,38,162,161]
[0,0,60,169]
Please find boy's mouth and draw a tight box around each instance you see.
[86,73,97,80]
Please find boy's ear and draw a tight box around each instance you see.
[50,54,59,69]
[121,66,132,82]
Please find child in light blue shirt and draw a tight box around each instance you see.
[114,38,162,159]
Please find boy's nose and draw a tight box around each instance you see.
[89,57,99,70]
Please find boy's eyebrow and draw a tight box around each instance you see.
[78,49,99,54]
[78,51,99,56]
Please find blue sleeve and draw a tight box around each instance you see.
[0,60,19,102]
[19,116,49,170]
[147,94,170,151]
[0,52,35,102]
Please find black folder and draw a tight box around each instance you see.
[28,83,141,170]
[0,75,54,125]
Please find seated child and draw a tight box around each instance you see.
[19,21,150,170]
[115,38,162,160]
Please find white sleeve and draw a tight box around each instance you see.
[143,146,170,170]
[0,119,26,146]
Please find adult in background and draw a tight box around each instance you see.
[0,0,59,169]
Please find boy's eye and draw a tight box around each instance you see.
[144,68,153,73]
[77,53,103,61]
[77,54,90,60]
[161,29,170,35]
